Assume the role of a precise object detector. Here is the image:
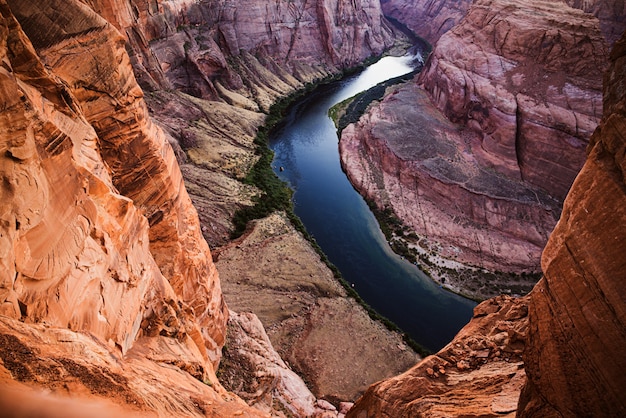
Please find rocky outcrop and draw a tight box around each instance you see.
[347,295,529,417]
[517,30,626,418]
[565,0,626,45]
[0,316,266,417]
[6,0,228,366]
[347,18,626,418]
[214,212,420,403]
[418,0,608,200]
[381,0,472,44]
[220,310,340,418]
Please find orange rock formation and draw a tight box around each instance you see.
[0,0,258,414]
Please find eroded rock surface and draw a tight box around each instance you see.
[340,0,616,297]
[517,30,626,418]
[347,295,529,418]
[340,83,558,299]
[0,0,261,414]
[381,0,472,44]
[214,212,420,404]
[220,310,340,418]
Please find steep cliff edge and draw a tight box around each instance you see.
[347,295,529,417]
[347,21,626,418]
[517,30,626,418]
[0,0,263,414]
[0,0,420,414]
[339,0,614,298]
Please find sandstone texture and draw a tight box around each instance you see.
[83,0,397,249]
[565,0,626,45]
[418,0,608,200]
[219,310,340,418]
[340,82,558,299]
[0,0,265,414]
[517,30,626,418]
[347,295,529,418]
[214,212,420,404]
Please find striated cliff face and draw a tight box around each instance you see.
[340,82,559,298]
[381,0,472,44]
[418,0,608,200]
[347,295,529,417]
[6,0,228,366]
[81,0,396,249]
[0,0,266,415]
[517,30,626,418]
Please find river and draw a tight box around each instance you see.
[269,54,476,352]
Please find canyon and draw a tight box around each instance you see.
[0,0,624,417]
[339,0,618,299]
[348,26,626,418]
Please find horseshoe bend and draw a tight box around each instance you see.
[0,0,624,417]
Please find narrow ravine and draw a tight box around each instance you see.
[269,54,477,351]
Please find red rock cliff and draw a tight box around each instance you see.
[517,29,626,418]
[347,18,626,418]
[381,0,472,44]
[339,0,618,298]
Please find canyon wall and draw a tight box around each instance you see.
[418,0,607,200]
[0,0,417,415]
[517,29,626,418]
[347,295,529,417]
[339,0,618,298]
[381,0,472,44]
[0,0,263,415]
[347,17,626,418]
[81,0,396,248]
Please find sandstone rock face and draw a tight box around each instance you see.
[340,83,559,299]
[0,316,267,417]
[220,310,340,418]
[339,0,615,296]
[381,0,472,44]
[347,295,529,417]
[7,0,228,367]
[565,0,626,45]
[418,0,608,200]
[85,0,395,96]
[0,0,263,414]
[517,31,626,418]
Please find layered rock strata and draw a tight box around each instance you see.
[381,0,472,44]
[0,0,262,414]
[340,83,559,299]
[418,0,608,200]
[83,0,396,248]
[517,30,626,418]
[347,21,626,418]
[347,295,529,417]
[340,0,613,297]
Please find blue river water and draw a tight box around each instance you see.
[269,55,476,351]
